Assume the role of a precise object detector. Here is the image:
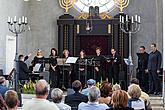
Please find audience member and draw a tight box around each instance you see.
[0,76,8,97]
[130,78,152,110]
[128,84,145,110]
[98,82,112,105]
[81,79,96,96]
[65,80,88,109]
[106,90,134,110]
[51,88,71,110]
[0,93,7,110]
[4,90,19,110]
[22,79,59,110]
[112,84,121,92]
[78,86,109,110]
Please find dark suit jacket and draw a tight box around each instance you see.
[148,50,162,71]
[65,92,88,108]
[19,61,31,80]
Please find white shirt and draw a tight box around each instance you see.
[54,102,71,110]
[22,98,59,110]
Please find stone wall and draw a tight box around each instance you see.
[0,0,163,74]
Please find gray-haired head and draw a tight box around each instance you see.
[51,88,63,103]
[88,86,100,102]
[112,84,121,92]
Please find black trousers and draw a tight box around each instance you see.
[49,69,60,88]
[149,70,160,92]
[108,66,119,84]
[137,70,149,92]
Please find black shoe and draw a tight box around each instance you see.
[154,92,160,95]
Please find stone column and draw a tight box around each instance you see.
[163,0,165,102]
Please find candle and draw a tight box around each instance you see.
[10,18,13,24]
[18,18,22,25]
[126,15,128,22]
[122,16,124,23]
[14,16,17,23]
[131,16,134,23]
[120,15,122,23]
[25,17,28,24]
[135,15,138,21]
[138,16,141,23]
[7,16,11,23]
[22,16,25,23]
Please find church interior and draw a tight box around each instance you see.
[0,0,165,110]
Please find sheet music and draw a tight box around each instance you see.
[65,57,78,64]
[34,63,41,72]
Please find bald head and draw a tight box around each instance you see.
[35,79,49,97]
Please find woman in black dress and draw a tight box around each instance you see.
[32,49,45,72]
[49,48,59,88]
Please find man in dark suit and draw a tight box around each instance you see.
[18,55,32,82]
[147,43,162,95]
[65,80,88,109]
[107,48,121,84]
[136,46,149,92]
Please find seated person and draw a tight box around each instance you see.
[112,84,121,92]
[106,90,134,110]
[0,76,8,97]
[0,93,7,110]
[78,86,109,110]
[98,81,112,105]
[130,78,152,110]
[128,84,145,110]
[51,88,71,110]
[65,80,88,109]
[81,79,96,96]
[18,54,32,82]
[22,79,59,110]
[4,90,19,110]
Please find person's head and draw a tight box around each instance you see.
[51,88,63,103]
[80,50,86,57]
[50,48,57,56]
[18,54,24,61]
[111,90,128,108]
[150,43,157,52]
[139,46,145,53]
[95,47,101,55]
[111,48,116,55]
[0,76,6,85]
[87,79,96,87]
[100,82,112,98]
[72,80,82,92]
[130,78,139,85]
[5,90,19,109]
[63,49,69,57]
[35,79,49,98]
[37,49,42,56]
[112,84,121,92]
[88,86,100,102]
[128,84,141,99]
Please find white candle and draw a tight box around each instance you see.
[14,16,17,23]
[131,16,134,23]
[10,18,13,24]
[18,18,22,25]
[7,16,11,23]
[138,16,141,23]
[135,15,138,21]
[122,16,124,23]
[126,15,128,22]
[120,15,122,23]
[22,16,25,23]
[25,17,28,24]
